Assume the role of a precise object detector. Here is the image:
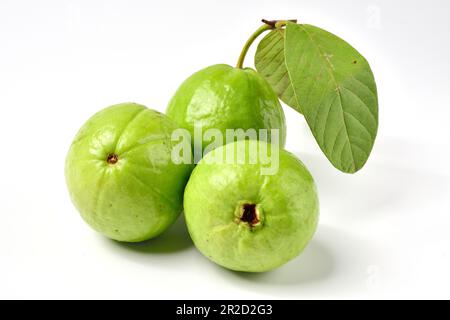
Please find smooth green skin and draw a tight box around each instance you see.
[184,140,319,272]
[166,64,286,151]
[65,103,194,242]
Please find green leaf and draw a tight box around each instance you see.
[255,29,302,113]
[284,23,378,173]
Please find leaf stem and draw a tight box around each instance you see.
[236,19,297,69]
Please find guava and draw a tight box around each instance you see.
[166,64,286,152]
[65,103,193,242]
[183,140,319,272]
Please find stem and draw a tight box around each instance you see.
[236,19,297,69]
[262,19,297,28]
[236,24,272,69]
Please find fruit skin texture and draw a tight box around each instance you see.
[65,103,193,242]
[184,140,319,272]
[166,64,286,151]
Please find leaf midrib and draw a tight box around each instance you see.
[296,24,357,171]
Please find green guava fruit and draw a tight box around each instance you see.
[65,103,193,242]
[166,64,286,152]
[183,140,319,272]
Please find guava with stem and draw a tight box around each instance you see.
[65,103,193,242]
[183,140,319,272]
[166,24,288,152]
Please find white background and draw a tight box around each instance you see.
[1,0,449,299]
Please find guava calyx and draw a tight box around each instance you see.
[240,203,259,225]
[237,203,260,228]
[106,153,119,165]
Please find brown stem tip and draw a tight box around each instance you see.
[261,19,297,28]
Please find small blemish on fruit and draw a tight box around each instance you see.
[352,60,357,64]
